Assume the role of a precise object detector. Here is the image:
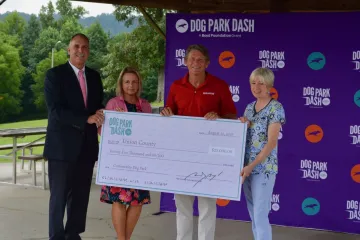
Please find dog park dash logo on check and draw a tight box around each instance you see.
[109,117,133,136]
[307,52,326,70]
[302,197,320,216]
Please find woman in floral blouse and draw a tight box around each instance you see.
[99,67,151,240]
[239,67,286,240]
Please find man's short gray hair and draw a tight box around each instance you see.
[185,44,210,61]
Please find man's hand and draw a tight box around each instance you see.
[160,107,174,117]
[87,110,104,128]
[204,112,219,120]
[240,165,254,184]
[238,116,250,128]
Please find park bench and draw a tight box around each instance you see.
[0,141,45,170]
[17,155,47,189]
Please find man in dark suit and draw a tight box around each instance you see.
[44,33,104,240]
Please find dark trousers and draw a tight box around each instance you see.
[48,159,95,240]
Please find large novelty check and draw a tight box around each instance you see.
[96,111,247,201]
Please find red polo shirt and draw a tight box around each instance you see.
[165,72,237,117]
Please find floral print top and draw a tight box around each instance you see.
[243,99,286,175]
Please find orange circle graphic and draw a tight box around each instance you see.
[270,87,278,100]
[218,51,235,68]
[216,199,230,207]
[351,164,360,183]
[305,124,324,143]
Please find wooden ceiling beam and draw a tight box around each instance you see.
[73,0,360,11]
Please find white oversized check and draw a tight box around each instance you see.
[96,110,247,201]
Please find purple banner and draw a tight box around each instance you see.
[161,12,360,234]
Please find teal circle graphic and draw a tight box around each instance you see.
[307,52,326,70]
[302,197,320,216]
[125,128,132,136]
[354,90,360,108]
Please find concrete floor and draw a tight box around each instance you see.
[0,162,359,240]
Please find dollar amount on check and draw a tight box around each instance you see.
[95,111,247,201]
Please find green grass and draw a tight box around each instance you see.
[150,101,164,107]
[0,119,47,163]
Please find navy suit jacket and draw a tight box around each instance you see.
[43,62,104,162]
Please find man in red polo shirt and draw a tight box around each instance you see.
[161,44,237,240]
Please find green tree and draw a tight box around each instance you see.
[111,6,169,102]
[22,14,41,65]
[56,0,88,28]
[20,15,42,118]
[32,49,68,110]
[101,23,164,103]
[0,36,25,122]
[59,17,84,43]
[0,12,26,54]
[85,21,109,73]
[0,31,20,49]
[1,12,26,38]
[113,6,166,27]
[39,1,56,29]
[28,27,61,70]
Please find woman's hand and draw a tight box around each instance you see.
[240,165,254,184]
[238,116,250,128]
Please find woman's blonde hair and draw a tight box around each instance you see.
[115,66,142,97]
[249,67,275,88]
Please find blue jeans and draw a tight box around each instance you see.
[243,173,276,240]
